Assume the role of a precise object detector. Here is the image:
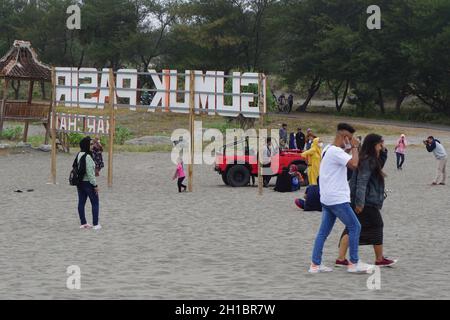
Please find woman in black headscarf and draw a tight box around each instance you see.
[75,136,101,230]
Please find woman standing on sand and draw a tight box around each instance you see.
[76,136,101,230]
[335,134,397,268]
[301,137,322,185]
[394,134,407,170]
[92,137,104,177]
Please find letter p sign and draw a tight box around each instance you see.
[66,265,81,290]
[67,5,81,30]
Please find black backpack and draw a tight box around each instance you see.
[69,153,87,186]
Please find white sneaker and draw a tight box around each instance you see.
[308,264,333,274]
[347,261,375,274]
[93,225,102,230]
[80,224,92,229]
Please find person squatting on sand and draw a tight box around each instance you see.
[295,183,322,212]
[394,134,407,170]
[76,137,101,230]
[173,158,187,193]
[309,123,375,274]
[301,137,323,185]
[335,134,398,268]
[424,136,447,185]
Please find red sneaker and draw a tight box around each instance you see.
[335,259,349,267]
[375,257,398,267]
[295,199,304,209]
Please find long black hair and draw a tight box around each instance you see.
[79,136,93,157]
[359,133,386,182]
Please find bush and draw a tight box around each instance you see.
[67,133,85,147]
[0,126,23,140]
[115,126,133,145]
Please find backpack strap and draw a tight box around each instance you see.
[72,152,80,168]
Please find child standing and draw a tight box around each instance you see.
[173,158,187,192]
[394,134,407,170]
[92,137,104,177]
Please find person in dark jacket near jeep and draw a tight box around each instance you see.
[335,134,397,268]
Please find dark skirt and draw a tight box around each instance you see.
[341,206,384,245]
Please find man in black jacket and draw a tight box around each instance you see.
[295,128,306,150]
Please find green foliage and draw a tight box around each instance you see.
[0,126,23,141]
[114,126,133,145]
[1,0,449,120]
[67,133,85,147]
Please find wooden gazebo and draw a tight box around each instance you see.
[0,40,51,143]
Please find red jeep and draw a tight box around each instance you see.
[214,138,308,187]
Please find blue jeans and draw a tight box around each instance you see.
[77,181,99,226]
[396,152,405,169]
[312,203,361,265]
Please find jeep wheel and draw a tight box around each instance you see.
[222,173,230,185]
[227,165,250,187]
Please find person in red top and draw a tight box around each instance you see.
[173,158,187,193]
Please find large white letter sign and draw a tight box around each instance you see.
[194,71,216,115]
[149,69,170,112]
[169,70,190,114]
[116,69,138,111]
[98,68,111,109]
[78,68,98,109]
[55,67,76,107]
[240,72,259,118]
[216,72,240,117]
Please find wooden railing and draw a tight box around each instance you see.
[3,102,50,121]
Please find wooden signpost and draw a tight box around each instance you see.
[107,69,116,188]
[49,68,266,193]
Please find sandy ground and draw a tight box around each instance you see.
[1,139,450,300]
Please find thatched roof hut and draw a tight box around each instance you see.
[0,40,51,81]
[0,40,52,142]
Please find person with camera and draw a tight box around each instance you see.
[424,136,447,185]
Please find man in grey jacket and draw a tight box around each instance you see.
[424,136,447,185]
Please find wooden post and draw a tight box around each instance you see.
[25,80,33,141]
[107,69,116,188]
[50,68,57,184]
[188,71,195,192]
[23,80,31,141]
[44,80,52,145]
[27,80,34,104]
[0,78,9,134]
[258,74,265,196]
[23,121,29,143]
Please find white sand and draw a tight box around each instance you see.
[1,140,450,300]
